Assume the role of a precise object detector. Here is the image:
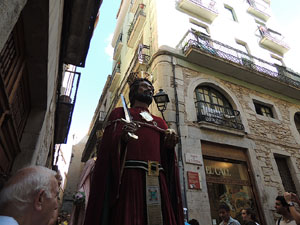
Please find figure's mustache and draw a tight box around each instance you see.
[144,90,153,96]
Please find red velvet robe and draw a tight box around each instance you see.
[83,107,184,225]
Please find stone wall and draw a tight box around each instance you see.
[181,64,300,224]
[0,0,27,51]
[61,137,87,213]
[151,54,300,225]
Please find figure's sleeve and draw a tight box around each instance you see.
[84,108,126,225]
[102,108,127,203]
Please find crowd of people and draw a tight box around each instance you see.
[1,167,300,225]
[1,79,300,225]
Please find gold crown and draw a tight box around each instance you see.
[127,71,153,86]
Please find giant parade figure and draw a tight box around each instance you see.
[83,77,184,225]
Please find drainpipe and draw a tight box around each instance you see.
[171,56,188,220]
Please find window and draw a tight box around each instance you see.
[236,41,250,55]
[194,86,244,130]
[190,19,210,36]
[194,86,231,110]
[224,5,238,22]
[295,112,300,135]
[271,54,285,66]
[255,19,265,27]
[253,102,273,118]
[235,41,254,68]
[275,156,297,194]
[259,26,283,41]
[270,55,287,76]
[268,28,282,39]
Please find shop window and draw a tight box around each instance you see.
[275,156,297,194]
[204,158,260,225]
[224,5,238,22]
[294,112,300,135]
[253,101,273,118]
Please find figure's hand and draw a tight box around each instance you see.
[164,129,179,149]
[284,192,292,203]
[121,121,138,142]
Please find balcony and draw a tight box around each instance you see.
[81,111,107,162]
[196,101,244,130]
[109,62,121,91]
[127,4,146,48]
[131,44,150,71]
[246,0,270,21]
[178,30,300,100]
[178,0,218,23]
[127,71,152,86]
[130,0,142,13]
[113,33,123,60]
[259,26,290,55]
[55,70,81,144]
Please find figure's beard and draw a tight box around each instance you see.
[134,91,153,106]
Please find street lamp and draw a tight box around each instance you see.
[153,89,169,121]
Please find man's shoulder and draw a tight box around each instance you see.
[0,216,19,225]
[229,217,241,225]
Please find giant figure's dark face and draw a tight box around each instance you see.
[134,80,154,106]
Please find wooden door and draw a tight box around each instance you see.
[0,18,30,174]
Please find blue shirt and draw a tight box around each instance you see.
[219,217,241,225]
[0,216,19,225]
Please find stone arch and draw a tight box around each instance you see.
[185,77,250,133]
[289,107,300,145]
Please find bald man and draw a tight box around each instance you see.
[0,166,59,225]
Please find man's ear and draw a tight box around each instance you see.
[34,189,45,211]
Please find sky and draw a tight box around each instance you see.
[67,0,121,143]
[67,0,300,144]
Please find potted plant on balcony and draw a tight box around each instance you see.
[241,57,255,69]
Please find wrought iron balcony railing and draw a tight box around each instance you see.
[247,0,269,12]
[188,0,218,13]
[258,26,290,52]
[247,0,270,20]
[137,44,150,64]
[178,30,300,89]
[113,33,123,58]
[127,4,146,41]
[112,62,121,79]
[196,100,244,130]
[178,0,218,22]
[55,70,81,144]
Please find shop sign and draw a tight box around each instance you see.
[185,153,202,165]
[205,166,231,177]
[187,171,201,190]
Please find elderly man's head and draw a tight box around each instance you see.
[0,166,59,225]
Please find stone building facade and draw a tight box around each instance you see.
[83,0,300,225]
[0,0,102,176]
